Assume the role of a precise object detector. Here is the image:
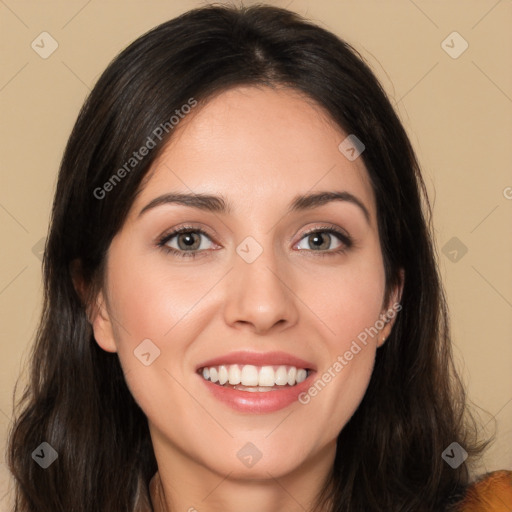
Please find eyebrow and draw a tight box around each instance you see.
[138,190,371,224]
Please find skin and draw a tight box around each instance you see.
[90,85,403,512]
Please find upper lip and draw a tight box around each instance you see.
[196,350,316,372]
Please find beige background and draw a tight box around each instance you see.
[1,0,511,508]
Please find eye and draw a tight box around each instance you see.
[295,226,352,256]
[157,227,215,258]
[157,224,353,259]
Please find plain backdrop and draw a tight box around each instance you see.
[1,0,511,509]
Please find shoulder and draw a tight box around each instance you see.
[456,470,512,511]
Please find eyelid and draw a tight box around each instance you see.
[156,223,218,245]
[296,223,351,242]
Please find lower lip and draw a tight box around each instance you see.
[198,372,316,413]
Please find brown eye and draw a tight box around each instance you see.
[158,228,216,258]
[296,228,351,254]
[175,232,202,251]
[306,232,334,251]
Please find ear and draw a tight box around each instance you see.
[377,268,404,348]
[89,290,118,353]
[70,259,117,353]
[70,259,87,304]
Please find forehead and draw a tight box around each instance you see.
[131,85,376,222]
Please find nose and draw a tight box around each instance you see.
[222,244,299,335]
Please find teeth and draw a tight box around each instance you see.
[228,365,241,385]
[218,365,229,385]
[240,365,259,386]
[200,364,310,388]
[275,366,288,385]
[287,366,297,385]
[296,369,307,383]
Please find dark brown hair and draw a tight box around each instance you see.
[8,4,488,511]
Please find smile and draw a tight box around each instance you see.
[199,364,310,391]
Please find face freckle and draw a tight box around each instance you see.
[91,85,401,489]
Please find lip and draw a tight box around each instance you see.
[196,350,316,372]
[198,369,317,413]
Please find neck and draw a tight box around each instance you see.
[150,439,336,512]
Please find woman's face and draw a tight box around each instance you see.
[92,86,401,483]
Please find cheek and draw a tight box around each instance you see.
[103,256,200,437]
[103,252,224,413]
[105,250,211,344]
[307,252,386,345]
[296,252,385,437]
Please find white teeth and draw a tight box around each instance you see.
[240,365,259,386]
[287,366,297,386]
[228,365,241,385]
[200,364,310,388]
[296,369,307,383]
[275,365,288,385]
[218,365,228,385]
[258,366,275,387]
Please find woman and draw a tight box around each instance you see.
[7,4,508,511]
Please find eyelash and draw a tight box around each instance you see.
[156,224,353,259]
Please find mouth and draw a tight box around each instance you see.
[197,364,311,392]
[195,351,316,413]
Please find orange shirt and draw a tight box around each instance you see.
[458,470,512,511]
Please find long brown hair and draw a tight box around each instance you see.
[8,4,488,511]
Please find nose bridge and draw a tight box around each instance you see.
[222,232,298,333]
